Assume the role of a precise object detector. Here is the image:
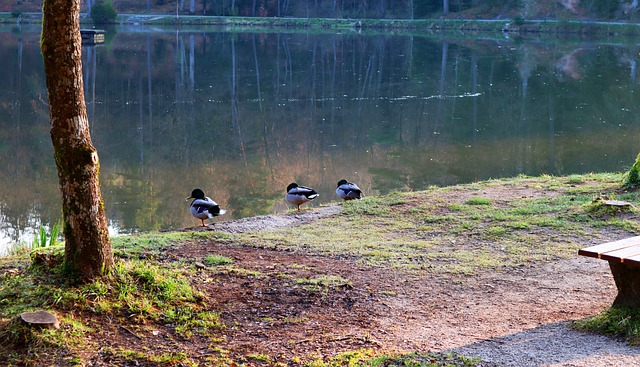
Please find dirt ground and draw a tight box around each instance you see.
[80,189,640,366]
[159,238,635,366]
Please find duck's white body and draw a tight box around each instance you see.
[336,179,363,200]
[187,189,226,226]
[286,183,319,211]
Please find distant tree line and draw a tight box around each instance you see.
[8,0,638,20]
[88,0,634,19]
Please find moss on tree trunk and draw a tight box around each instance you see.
[41,0,113,281]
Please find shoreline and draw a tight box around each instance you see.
[3,12,640,36]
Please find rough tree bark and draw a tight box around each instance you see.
[41,0,113,281]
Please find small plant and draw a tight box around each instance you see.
[32,221,62,249]
[624,152,640,189]
[203,254,233,266]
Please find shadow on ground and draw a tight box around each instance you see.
[451,322,640,367]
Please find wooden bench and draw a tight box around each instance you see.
[579,236,640,308]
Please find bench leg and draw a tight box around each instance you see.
[609,261,640,308]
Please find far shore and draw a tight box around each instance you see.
[3,12,640,36]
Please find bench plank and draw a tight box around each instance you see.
[601,246,640,264]
[578,236,640,259]
[626,254,640,263]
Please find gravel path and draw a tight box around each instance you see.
[453,322,640,366]
[205,205,343,233]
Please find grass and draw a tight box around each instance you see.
[32,220,61,250]
[465,197,492,206]
[104,348,199,366]
[574,307,640,345]
[203,254,234,266]
[111,230,231,258]
[294,274,352,291]
[5,221,63,256]
[0,246,225,365]
[236,173,638,273]
[307,349,481,366]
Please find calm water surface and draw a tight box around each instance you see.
[1,25,639,254]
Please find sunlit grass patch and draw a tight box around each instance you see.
[306,348,482,366]
[294,274,351,291]
[529,217,565,228]
[118,260,196,303]
[506,221,531,230]
[172,310,223,337]
[465,197,492,206]
[568,174,586,184]
[423,215,456,223]
[234,173,640,275]
[604,218,640,233]
[341,194,407,216]
[483,226,508,238]
[509,202,556,215]
[104,347,199,367]
[0,256,222,343]
[204,254,233,266]
[112,231,230,258]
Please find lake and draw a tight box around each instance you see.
[1,24,639,254]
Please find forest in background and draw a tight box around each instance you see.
[4,0,640,21]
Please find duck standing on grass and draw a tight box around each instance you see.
[285,183,319,211]
[187,188,226,226]
[336,179,363,200]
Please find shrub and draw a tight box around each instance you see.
[624,152,640,189]
[513,15,525,25]
[91,0,117,24]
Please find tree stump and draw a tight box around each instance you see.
[19,310,60,329]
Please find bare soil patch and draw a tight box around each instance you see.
[163,239,636,366]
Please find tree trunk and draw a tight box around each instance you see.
[41,0,113,282]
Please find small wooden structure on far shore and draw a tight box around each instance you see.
[80,29,105,44]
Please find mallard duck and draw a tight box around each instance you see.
[336,179,363,200]
[187,188,226,226]
[285,182,319,211]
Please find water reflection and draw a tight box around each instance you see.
[1,26,640,254]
